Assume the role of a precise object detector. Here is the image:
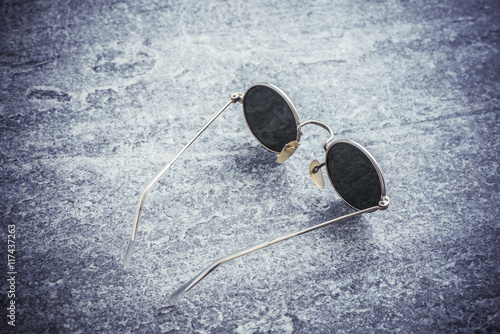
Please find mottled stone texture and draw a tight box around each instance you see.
[1,0,499,333]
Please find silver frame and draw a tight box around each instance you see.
[297,120,335,151]
[121,83,391,307]
[242,82,301,153]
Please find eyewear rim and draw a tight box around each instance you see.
[324,138,388,211]
[242,82,301,154]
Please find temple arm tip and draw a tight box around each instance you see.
[162,283,189,307]
[123,240,135,269]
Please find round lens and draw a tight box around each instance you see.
[243,84,299,153]
[326,141,383,210]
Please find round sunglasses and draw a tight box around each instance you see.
[243,83,388,210]
[122,83,390,306]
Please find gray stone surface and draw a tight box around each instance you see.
[1,0,499,332]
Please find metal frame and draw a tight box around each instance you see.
[297,120,335,151]
[122,83,390,307]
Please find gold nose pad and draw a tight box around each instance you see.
[277,141,299,163]
[309,160,325,189]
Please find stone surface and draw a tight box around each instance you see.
[1,0,499,332]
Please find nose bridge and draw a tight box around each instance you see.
[297,120,335,151]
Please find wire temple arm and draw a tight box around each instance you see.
[162,205,381,307]
[123,93,243,269]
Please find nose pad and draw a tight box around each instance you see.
[309,160,325,189]
[277,141,299,163]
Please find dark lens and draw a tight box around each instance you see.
[326,142,382,210]
[243,85,298,153]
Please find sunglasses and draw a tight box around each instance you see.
[122,82,390,306]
